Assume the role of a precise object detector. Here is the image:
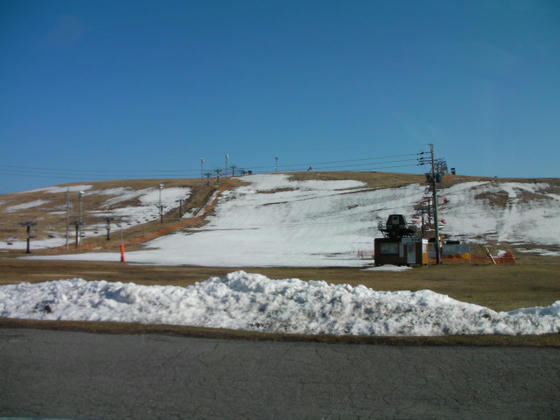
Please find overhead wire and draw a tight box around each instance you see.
[0,151,423,182]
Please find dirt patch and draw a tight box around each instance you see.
[474,191,509,208]
[256,187,297,194]
[288,171,426,189]
[516,189,554,205]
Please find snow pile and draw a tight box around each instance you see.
[1,271,559,336]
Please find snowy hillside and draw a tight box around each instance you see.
[1,271,559,336]
[26,173,560,266]
[0,182,192,250]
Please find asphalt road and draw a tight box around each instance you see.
[1,328,559,419]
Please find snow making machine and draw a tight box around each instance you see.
[374,214,428,266]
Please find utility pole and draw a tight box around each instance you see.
[19,221,37,254]
[204,172,212,185]
[200,158,205,180]
[225,153,229,177]
[215,168,222,182]
[159,183,164,223]
[429,144,441,264]
[231,165,237,177]
[418,144,442,264]
[275,156,279,172]
[419,207,425,239]
[65,188,70,249]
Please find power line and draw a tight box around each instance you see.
[248,153,418,170]
[0,152,423,181]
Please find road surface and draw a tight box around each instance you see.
[1,328,559,419]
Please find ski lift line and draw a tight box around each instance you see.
[0,152,418,175]
[0,163,201,174]
[0,167,202,177]
[247,162,419,175]
[247,153,418,170]
[0,160,420,185]
[310,159,418,171]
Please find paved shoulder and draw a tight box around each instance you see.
[1,328,559,419]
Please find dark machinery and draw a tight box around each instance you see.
[378,214,417,239]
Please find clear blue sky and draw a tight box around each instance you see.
[1,0,559,193]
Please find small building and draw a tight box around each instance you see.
[374,237,428,266]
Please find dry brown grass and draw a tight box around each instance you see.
[1,317,558,347]
[1,258,558,312]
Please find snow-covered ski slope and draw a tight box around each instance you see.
[29,173,560,266]
[1,271,559,336]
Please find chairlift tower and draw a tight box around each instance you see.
[159,184,164,223]
[105,216,115,240]
[19,221,37,254]
[78,191,85,241]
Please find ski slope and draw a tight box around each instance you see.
[27,174,560,266]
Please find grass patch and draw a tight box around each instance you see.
[1,317,558,347]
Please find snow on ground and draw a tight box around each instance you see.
[20,184,93,194]
[1,271,558,336]
[4,237,67,250]
[362,265,412,272]
[65,186,192,239]
[440,181,560,245]
[5,199,50,212]
[30,174,425,266]
[88,186,191,226]
[21,174,560,266]
[1,186,191,250]
[516,248,560,257]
